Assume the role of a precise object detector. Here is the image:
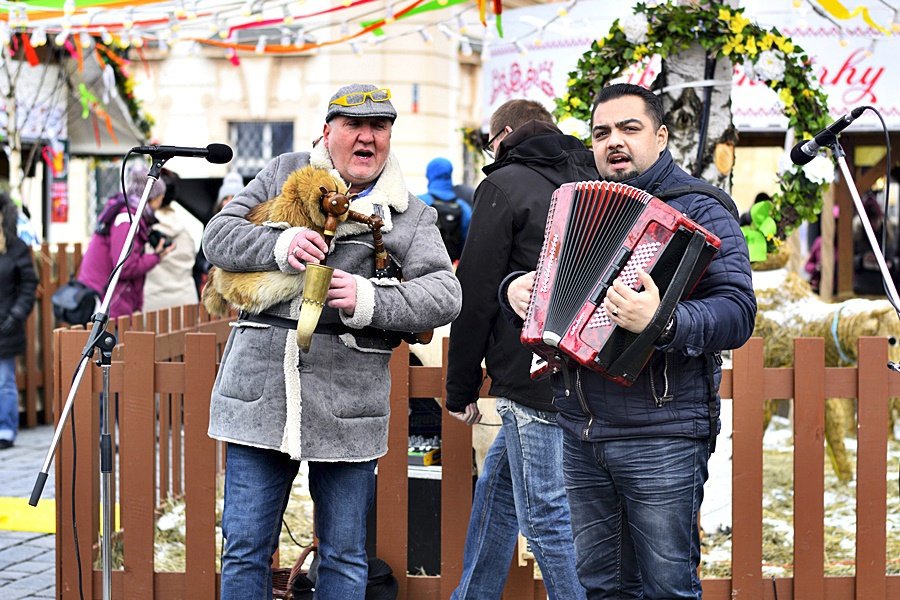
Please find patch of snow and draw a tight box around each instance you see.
[702,400,732,534]
[762,564,787,577]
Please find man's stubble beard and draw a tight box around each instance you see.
[603,169,639,183]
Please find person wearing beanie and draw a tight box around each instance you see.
[0,193,37,449]
[418,157,473,262]
[143,169,199,312]
[203,83,460,600]
[76,161,175,319]
[193,172,246,295]
[216,171,244,210]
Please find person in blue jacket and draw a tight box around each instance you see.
[418,157,472,261]
[503,83,757,599]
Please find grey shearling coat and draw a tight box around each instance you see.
[203,145,461,461]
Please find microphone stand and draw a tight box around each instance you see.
[825,137,900,370]
[29,155,170,600]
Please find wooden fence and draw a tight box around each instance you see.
[52,325,900,599]
[16,242,83,429]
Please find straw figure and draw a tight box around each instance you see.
[202,165,350,316]
[754,272,900,482]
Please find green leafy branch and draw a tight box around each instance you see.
[554,0,833,256]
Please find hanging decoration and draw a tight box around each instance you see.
[20,32,39,66]
[78,81,117,145]
[811,0,892,34]
[196,0,434,54]
[0,0,500,58]
[364,0,474,37]
[94,43,154,138]
[555,0,837,260]
[41,143,66,178]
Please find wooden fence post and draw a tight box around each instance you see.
[440,337,471,600]
[793,337,825,598]
[121,331,157,600]
[184,333,219,599]
[855,337,888,599]
[39,243,57,426]
[380,344,411,599]
[731,338,764,598]
[54,329,98,600]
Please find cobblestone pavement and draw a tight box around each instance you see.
[0,426,57,599]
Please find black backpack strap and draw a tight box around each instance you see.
[656,183,740,222]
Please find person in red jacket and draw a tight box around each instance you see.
[77,162,174,320]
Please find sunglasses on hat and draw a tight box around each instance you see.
[330,88,392,107]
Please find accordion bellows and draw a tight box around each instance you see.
[522,181,721,385]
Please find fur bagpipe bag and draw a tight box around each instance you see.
[201,165,351,317]
[201,164,432,349]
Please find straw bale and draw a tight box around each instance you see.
[752,271,900,480]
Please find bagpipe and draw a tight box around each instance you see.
[522,181,720,385]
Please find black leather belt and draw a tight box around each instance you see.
[237,310,394,341]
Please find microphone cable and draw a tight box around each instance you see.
[66,151,141,600]
[854,107,895,312]
[855,107,896,315]
[857,106,900,497]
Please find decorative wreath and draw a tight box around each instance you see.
[95,44,155,139]
[553,0,834,261]
[460,125,486,170]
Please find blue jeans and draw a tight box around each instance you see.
[0,358,18,442]
[562,434,709,599]
[452,398,585,600]
[220,443,375,600]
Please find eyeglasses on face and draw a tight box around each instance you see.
[483,126,511,159]
[330,88,392,107]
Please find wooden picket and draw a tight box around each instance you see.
[16,242,83,429]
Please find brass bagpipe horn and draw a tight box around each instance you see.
[296,191,435,352]
[295,187,350,352]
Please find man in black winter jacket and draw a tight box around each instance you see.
[504,84,756,599]
[445,100,594,600]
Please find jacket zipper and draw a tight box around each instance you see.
[559,360,595,440]
[649,353,673,407]
[575,368,594,440]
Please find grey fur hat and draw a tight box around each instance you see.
[325,83,397,123]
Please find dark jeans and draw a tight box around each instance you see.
[220,443,376,600]
[562,435,709,599]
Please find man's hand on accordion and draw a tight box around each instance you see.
[507,271,536,320]
[603,267,660,334]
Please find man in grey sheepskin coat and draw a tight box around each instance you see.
[203,83,461,600]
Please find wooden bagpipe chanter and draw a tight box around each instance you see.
[521,181,721,385]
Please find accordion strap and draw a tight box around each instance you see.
[607,230,709,377]
[656,183,739,221]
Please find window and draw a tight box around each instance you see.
[228,121,294,178]
[93,160,123,220]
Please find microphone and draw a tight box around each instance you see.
[790,107,866,166]
[130,143,233,164]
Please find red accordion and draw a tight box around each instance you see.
[521,181,721,385]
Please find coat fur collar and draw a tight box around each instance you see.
[309,142,409,238]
